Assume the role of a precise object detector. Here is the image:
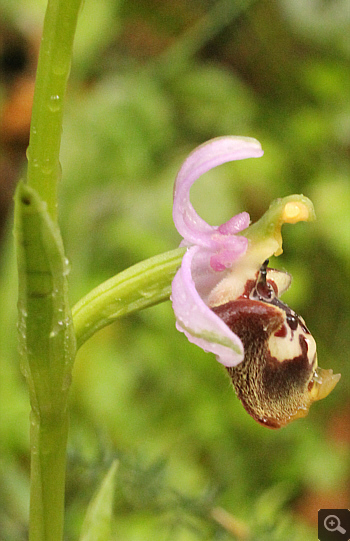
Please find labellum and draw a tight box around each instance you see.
[211,260,340,428]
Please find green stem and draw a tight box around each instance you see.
[73,247,186,350]
[29,412,69,541]
[26,0,82,221]
[18,1,81,538]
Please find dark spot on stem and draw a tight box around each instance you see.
[21,195,31,205]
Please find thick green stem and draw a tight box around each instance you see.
[29,413,69,541]
[26,0,82,220]
[19,0,82,539]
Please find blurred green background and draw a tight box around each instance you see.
[0,0,349,539]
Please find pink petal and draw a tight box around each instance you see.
[173,136,263,247]
[218,212,250,235]
[171,246,244,367]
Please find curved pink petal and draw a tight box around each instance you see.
[218,212,250,235]
[171,246,244,367]
[173,136,263,247]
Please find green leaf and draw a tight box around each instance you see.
[14,181,76,541]
[80,460,119,541]
[14,181,76,416]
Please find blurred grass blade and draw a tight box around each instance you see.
[80,460,119,541]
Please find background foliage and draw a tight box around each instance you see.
[0,0,349,539]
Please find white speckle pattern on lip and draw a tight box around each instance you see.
[268,321,316,365]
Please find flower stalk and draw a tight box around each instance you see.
[15,0,82,540]
[73,247,186,350]
[26,0,82,221]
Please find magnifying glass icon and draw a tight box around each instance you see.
[324,514,346,534]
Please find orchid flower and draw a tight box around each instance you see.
[171,136,340,428]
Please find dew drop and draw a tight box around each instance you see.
[63,258,71,277]
[139,289,153,299]
[50,318,65,338]
[49,94,61,112]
